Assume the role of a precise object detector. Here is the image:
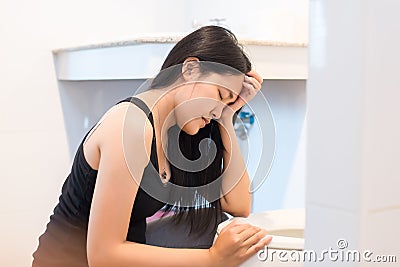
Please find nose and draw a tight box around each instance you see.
[210,102,225,120]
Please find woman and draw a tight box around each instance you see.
[32,26,272,267]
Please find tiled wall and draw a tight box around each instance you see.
[306,0,400,265]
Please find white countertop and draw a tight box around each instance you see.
[53,36,308,53]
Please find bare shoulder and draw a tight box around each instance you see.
[87,102,154,169]
[105,102,152,148]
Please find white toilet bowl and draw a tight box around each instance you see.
[215,209,305,267]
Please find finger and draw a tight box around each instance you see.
[237,226,262,243]
[244,75,261,90]
[241,82,257,99]
[245,235,273,257]
[223,222,252,236]
[246,70,263,84]
[219,218,245,235]
[234,235,272,264]
[240,228,267,247]
[242,80,258,93]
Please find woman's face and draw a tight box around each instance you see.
[174,73,244,135]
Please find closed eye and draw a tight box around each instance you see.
[219,89,236,105]
[218,90,223,100]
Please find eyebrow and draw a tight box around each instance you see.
[226,91,238,105]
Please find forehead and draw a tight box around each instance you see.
[199,73,244,95]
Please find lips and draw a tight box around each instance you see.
[202,117,211,124]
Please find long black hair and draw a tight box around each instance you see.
[153,26,252,236]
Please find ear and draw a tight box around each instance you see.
[182,57,201,81]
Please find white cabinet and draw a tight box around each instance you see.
[53,37,307,81]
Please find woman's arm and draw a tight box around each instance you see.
[218,71,263,217]
[218,117,252,217]
[85,104,269,267]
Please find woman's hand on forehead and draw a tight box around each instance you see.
[219,69,263,121]
[246,69,263,84]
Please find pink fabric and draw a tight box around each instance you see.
[146,211,174,223]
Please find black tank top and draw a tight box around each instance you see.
[32,97,167,267]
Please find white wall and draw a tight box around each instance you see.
[0,0,308,265]
[306,0,400,265]
[183,0,309,43]
[249,81,307,212]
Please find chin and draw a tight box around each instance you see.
[180,122,202,135]
[181,126,200,135]
[178,120,201,135]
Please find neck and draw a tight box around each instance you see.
[146,77,188,140]
[154,90,176,131]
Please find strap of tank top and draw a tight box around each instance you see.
[117,97,153,122]
[117,97,155,132]
[83,97,155,146]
